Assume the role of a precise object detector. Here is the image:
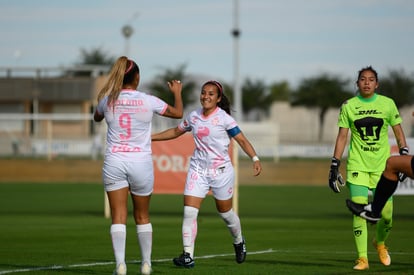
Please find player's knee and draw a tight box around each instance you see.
[184,206,199,219]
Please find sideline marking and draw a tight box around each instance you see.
[0,249,274,274]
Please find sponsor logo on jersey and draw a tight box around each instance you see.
[360,145,380,152]
[357,109,381,115]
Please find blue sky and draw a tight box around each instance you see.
[1,0,414,87]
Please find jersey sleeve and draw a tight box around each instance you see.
[147,94,168,115]
[178,112,193,132]
[96,96,108,114]
[387,98,403,126]
[337,101,351,128]
[223,112,238,130]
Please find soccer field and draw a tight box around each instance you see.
[0,183,413,275]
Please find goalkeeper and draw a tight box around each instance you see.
[328,66,407,271]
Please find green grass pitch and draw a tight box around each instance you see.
[0,183,413,274]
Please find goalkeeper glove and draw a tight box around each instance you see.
[398,147,409,182]
[328,157,345,193]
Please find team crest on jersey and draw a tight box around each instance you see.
[212,117,219,126]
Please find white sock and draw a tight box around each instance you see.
[219,209,243,244]
[137,223,152,266]
[110,224,126,265]
[182,206,199,258]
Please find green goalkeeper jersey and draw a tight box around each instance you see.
[338,93,402,172]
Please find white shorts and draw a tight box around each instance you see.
[102,160,154,196]
[184,164,235,200]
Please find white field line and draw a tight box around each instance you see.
[0,249,274,274]
[2,248,414,274]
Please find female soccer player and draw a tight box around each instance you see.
[94,56,183,275]
[328,66,408,270]
[152,80,262,268]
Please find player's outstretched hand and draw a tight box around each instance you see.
[167,80,183,95]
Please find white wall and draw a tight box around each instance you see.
[270,101,414,144]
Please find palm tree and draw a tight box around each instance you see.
[378,69,414,108]
[240,78,271,120]
[147,64,196,108]
[67,47,115,77]
[268,80,291,102]
[77,47,115,65]
[291,74,352,141]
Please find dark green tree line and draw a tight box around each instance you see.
[75,48,414,125]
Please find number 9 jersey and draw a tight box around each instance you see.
[96,89,168,162]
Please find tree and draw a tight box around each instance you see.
[268,80,291,102]
[147,64,197,107]
[378,69,414,108]
[222,79,283,120]
[240,78,271,120]
[291,74,352,141]
[68,47,115,77]
[77,47,115,65]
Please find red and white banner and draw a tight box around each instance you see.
[152,133,194,194]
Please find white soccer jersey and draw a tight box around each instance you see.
[179,107,238,170]
[96,89,167,162]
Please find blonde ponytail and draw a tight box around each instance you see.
[97,56,128,106]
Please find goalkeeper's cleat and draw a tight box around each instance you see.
[233,238,247,264]
[113,262,127,275]
[373,240,391,266]
[173,252,194,268]
[353,257,369,270]
[141,261,152,275]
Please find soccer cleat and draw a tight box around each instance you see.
[113,262,127,275]
[233,239,247,264]
[345,199,367,216]
[360,211,381,223]
[141,261,152,275]
[353,257,369,270]
[173,251,195,268]
[373,240,391,266]
[345,199,381,223]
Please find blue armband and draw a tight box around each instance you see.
[227,126,241,137]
